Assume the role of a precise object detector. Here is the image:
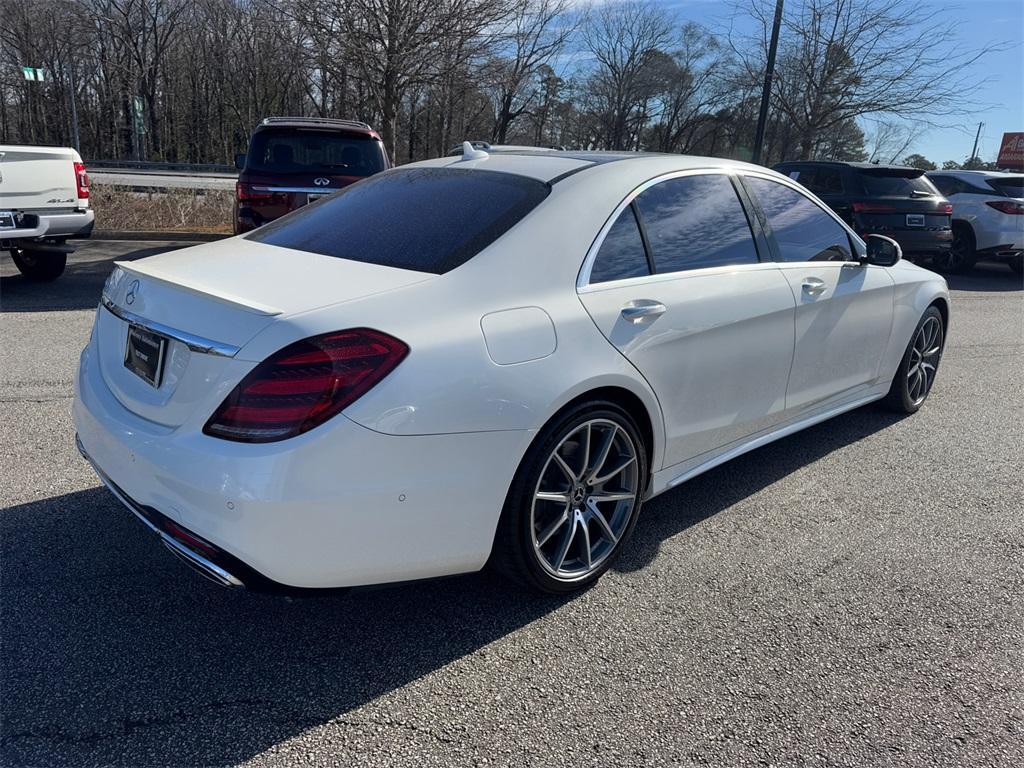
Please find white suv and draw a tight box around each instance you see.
[926,170,1023,275]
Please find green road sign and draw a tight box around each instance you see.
[21,67,45,81]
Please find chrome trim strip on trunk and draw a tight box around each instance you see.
[101,297,241,357]
[253,185,340,194]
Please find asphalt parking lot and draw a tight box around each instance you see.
[1,241,1022,767]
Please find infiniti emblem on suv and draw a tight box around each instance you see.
[125,279,140,305]
[313,177,331,186]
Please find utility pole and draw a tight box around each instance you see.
[752,0,784,165]
[68,64,80,152]
[969,121,983,166]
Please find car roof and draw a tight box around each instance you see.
[408,149,763,184]
[775,160,924,172]
[926,169,1021,179]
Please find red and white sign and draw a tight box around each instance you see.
[996,132,1024,171]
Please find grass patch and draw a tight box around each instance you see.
[90,184,233,233]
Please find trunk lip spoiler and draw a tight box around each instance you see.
[101,296,241,358]
[113,260,283,317]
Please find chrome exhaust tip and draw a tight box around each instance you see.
[161,535,244,588]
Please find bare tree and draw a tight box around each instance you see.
[731,0,1000,160]
[582,1,673,150]
[330,0,512,159]
[482,0,575,144]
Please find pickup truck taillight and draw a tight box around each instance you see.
[74,162,89,199]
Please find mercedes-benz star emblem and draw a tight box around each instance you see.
[313,177,331,186]
[125,279,141,305]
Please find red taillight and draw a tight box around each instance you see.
[986,200,1024,215]
[851,202,895,214]
[938,203,953,215]
[74,161,89,199]
[236,181,284,204]
[203,329,409,443]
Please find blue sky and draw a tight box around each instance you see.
[577,0,1024,164]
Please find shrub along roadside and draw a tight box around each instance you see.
[89,184,233,234]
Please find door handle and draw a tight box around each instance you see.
[620,300,666,323]
[801,278,827,297]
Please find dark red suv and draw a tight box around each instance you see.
[233,117,389,234]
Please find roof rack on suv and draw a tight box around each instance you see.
[260,116,372,131]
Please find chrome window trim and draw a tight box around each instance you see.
[101,298,240,358]
[577,168,763,291]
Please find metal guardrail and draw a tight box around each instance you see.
[86,159,236,174]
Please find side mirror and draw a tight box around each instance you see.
[864,234,901,267]
[234,153,246,171]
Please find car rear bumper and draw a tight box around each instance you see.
[0,208,94,242]
[73,337,530,589]
[975,226,1023,256]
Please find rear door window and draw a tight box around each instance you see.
[247,129,387,177]
[746,177,853,262]
[247,167,550,274]
[589,206,651,283]
[633,174,759,273]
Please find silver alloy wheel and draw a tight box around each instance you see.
[530,418,639,580]
[907,315,943,405]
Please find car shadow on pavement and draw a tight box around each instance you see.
[1,404,905,767]
[942,261,1022,292]
[616,404,905,573]
[0,244,187,313]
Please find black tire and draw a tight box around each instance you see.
[881,305,945,414]
[1009,254,1023,276]
[935,225,976,275]
[489,400,648,594]
[10,248,67,282]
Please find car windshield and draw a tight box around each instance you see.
[246,129,386,177]
[987,176,1024,197]
[857,170,938,197]
[246,167,551,274]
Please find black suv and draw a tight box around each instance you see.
[773,161,953,267]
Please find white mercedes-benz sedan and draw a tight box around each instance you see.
[74,146,949,594]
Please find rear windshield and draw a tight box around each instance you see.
[988,176,1024,197]
[857,170,939,197]
[247,129,386,177]
[246,167,551,274]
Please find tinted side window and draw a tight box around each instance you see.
[247,167,550,274]
[633,175,759,273]
[804,167,844,195]
[929,175,952,195]
[747,177,852,262]
[590,205,650,283]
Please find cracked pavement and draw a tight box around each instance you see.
[1,243,1022,767]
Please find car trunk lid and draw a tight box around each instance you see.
[96,238,434,426]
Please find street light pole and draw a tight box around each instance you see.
[752,0,785,165]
